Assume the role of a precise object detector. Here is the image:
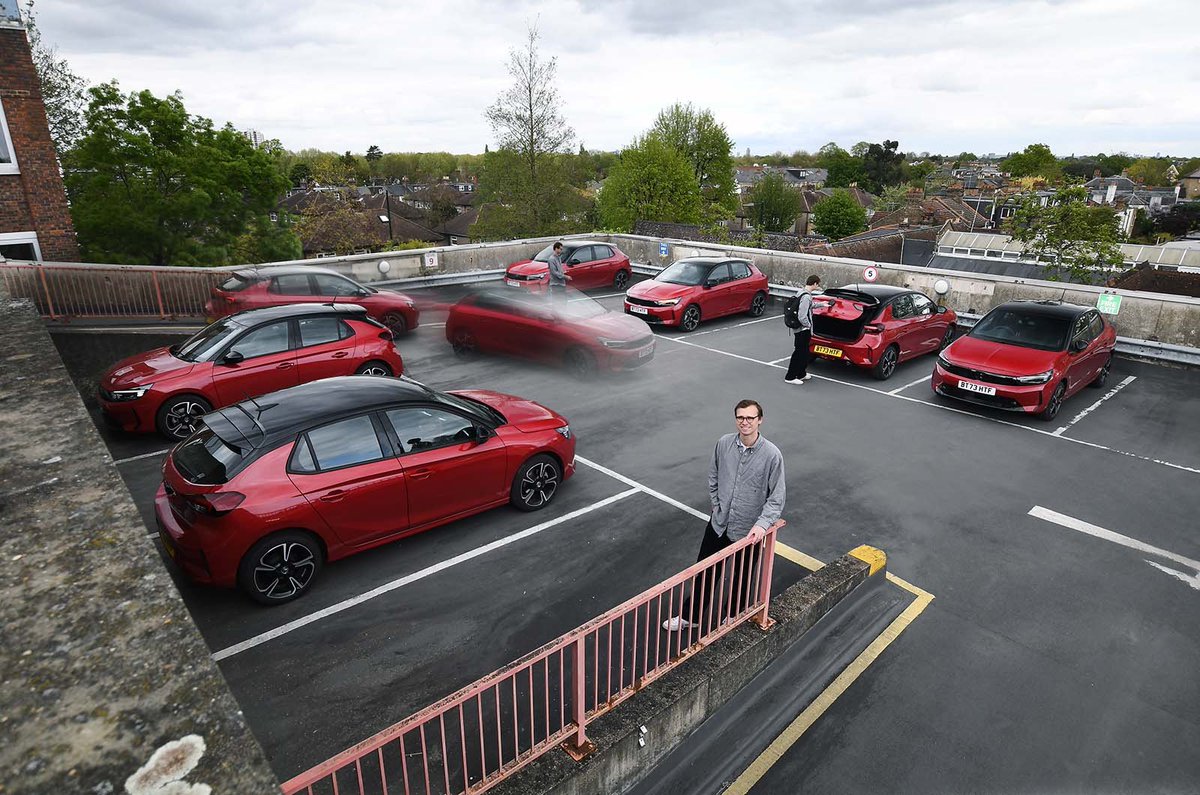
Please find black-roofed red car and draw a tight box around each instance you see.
[623,257,769,332]
[155,376,575,604]
[810,284,957,380]
[505,241,633,291]
[203,264,419,335]
[932,300,1116,421]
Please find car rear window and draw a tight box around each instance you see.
[971,308,1072,351]
[173,429,245,484]
[218,274,254,292]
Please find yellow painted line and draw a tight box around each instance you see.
[774,541,824,571]
[722,587,934,795]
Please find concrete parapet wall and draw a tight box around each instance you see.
[490,553,874,795]
[0,292,278,792]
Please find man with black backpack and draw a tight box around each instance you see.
[783,275,822,384]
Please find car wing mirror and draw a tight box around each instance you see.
[475,426,492,444]
[703,279,717,289]
[1070,339,1088,353]
[221,350,245,365]
[937,305,947,314]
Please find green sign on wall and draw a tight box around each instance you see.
[1096,293,1122,315]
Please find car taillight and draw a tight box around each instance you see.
[379,330,394,341]
[864,323,884,334]
[188,492,245,516]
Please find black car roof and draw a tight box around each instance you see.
[674,256,751,266]
[833,283,911,299]
[233,264,347,279]
[225,302,369,326]
[992,300,1091,319]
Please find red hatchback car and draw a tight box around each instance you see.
[810,284,958,380]
[99,304,404,441]
[505,241,633,292]
[624,257,769,332]
[932,300,1116,421]
[447,288,655,376]
[155,376,576,604]
[203,264,420,335]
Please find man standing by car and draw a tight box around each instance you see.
[663,399,786,631]
[784,275,822,384]
[547,241,571,296]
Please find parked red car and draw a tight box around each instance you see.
[447,288,655,376]
[155,376,576,604]
[505,241,633,291]
[99,304,404,441]
[203,265,420,335]
[624,257,768,332]
[932,300,1116,420]
[810,284,958,380]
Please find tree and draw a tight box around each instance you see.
[861,139,905,193]
[875,184,912,214]
[817,143,865,189]
[229,214,302,265]
[1125,157,1171,186]
[1004,186,1123,282]
[473,149,590,240]
[748,171,801,233]
[65,83,290,267]
[850,141,871,159]
[595,136,700,232]
[365,145,382,163]
[648,103,738,223]
[1002,143,1061,180]
[1097,152,1135,176]
[23,0,88,158]
[483,24,575,233]
[288,162,312,186]
[1154,203,1200,238]
[292,198,381,256]
[811,190,867,240]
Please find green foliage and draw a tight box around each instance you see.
[648,103,738,224]
[1177,157,1200,181]
[901,160,936,185]
[748,171,801,233]
[1004,186,1123,282]
[1125,157,1172,187]
[861,140,905,193]
[1154,203,1200,238]
[817,143,866,189]
[229,214,302,265]
[875,184,912,214]
[595,136,701,232]
[288,162,312,186]
[65,83,290,266]
[365,145,382,162]
[1097,152,1136,176]
[811,190,867,240]
[473,149,591,240]
[1002,143,1061,180]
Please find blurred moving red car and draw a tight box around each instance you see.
[932,300,1116,421]
[810,284,958,380]
[623,257,768,332]
[155,376,576,604]
[203,264,420,335]
[446,288,654,376]
[99,304,404,440]
[505,241,633,291]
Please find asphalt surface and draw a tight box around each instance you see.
[52,282,1200,793]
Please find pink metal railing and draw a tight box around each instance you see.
[0,262,228,320]
[280,521,783,795]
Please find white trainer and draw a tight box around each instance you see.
[784,378,804,385]
[662,616,692,631]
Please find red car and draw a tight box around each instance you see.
[155,376,576,604]
[810,284,958,380]
[99,304,404,441]
[505,241,633,291]
[932,300,1116,421]
[447,288,655,376]
[203,264,420,335]
[623,257,768,332]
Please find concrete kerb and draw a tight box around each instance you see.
[489,550,880,795]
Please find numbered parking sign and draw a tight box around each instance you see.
[424,251,439,271]
[659,242,669,257]
[1097,293,1122,315]
[862,266,878,283]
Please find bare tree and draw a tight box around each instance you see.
[22,0,87,158]
[484,24,574,231]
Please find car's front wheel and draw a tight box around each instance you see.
[382,311,408,335]
[238,530,324,605]
[451,329,477,357]
[871,345,899,380]
[680,304,701,332]
[748,291,767,317]
[1040,381,1067,421]
[565,347,597,379]
[939,325,957,351]
[155,394,213,440]
[511,454,562,512]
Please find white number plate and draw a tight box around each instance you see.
[505,278,520,287]
[638,345,653,358]
[630,305,648,315]
[958,379,996,396]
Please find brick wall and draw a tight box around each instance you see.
[0,26,80,261]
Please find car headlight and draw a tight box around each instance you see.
[597,337,625,348]
[1014,369,1055,384]
[936,354,951,370]
[107,384,153,401]
[555,425,571,439]
[657,298,681,307]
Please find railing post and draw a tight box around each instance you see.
[751,521,783,630]
[36,265,57,320]
[151,271,166,319]
[562,635,596,760]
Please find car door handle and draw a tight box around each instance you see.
[409,469,432,480]
[319,490,345,502]
[277,362,295,369]
[332,351,349,358]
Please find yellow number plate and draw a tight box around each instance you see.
[813,345,843,358]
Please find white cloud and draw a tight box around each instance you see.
[31,0,1200,156]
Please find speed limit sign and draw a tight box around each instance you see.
[862,266,878,282]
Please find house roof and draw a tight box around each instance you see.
[433,206,481,238]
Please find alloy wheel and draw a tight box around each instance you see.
[519,461,559,508]
[614,271,630,290]
[251,541,317,601]
[383,311,408,335]
[452,331,477,357]
[1043,382,1066,421]
[749,293,766,317]
[357,364,391,376]
[164,401,206,439]
[878,347,898,379]
[681,306,701,332]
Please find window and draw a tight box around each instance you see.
[593,245,613,259]
[910,293,934,316]
[1072,313,1098,346]
[0,231,41,260]
[1088,313,1106,338]
[708,264,731,284]
[313,274,362,296]
[174,429,245,484]
[890,295,915,319]
[0,99,18,174]
[270,274,312,295]
[303,415,385,471]
[566,246,593,265]
[730,261,752,280]
[385,407,476,454]
[297,316,350,347]
[229,321,290,359]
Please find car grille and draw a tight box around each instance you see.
[607,335,654,350]
[939,361,1030,387]
[626,296,668,308]
[506,272,539,281]
[936,384,1024,410]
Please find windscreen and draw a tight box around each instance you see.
[657,261,709,286]
[174,318,243,362]
[173,428,245,484]
[217,273,254,292]
[970,308,1071,352]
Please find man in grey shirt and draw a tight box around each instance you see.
[784,274,822,384]
[546,241,570,295]
[664,399,786,631]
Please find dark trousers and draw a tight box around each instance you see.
[785,329,812,380]
[680,522,762,625]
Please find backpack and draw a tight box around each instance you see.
[783,291,809,329]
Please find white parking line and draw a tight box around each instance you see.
[1052,376,1136,436]
[113,448,172,465]
[576,456,707,521]
[888,374,931,395]
[1029,506,1200,571]
[768,356,791,366]
[210,487,640,662]
[688,314,781,337]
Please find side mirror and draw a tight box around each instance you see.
[475,426,492,444]
[937,305,947,314]
[221,350,244,365]
[355,288,370,297]
[704,279,717,289]
[1070,339,1088,353]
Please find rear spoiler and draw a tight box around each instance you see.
[823,287,881,305]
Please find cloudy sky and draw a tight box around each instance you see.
[31,0,1200,158]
